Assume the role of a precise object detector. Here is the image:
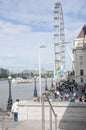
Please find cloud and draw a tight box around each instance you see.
[0,20,31,35]
[0,54,17,59]
[0,19,53,72]
[0,0,53,32]
[0,0,86,72]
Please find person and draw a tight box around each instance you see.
[54,90,57,98]
[79,97,82,102]
[84,88,86,96]
[11,99,19,121]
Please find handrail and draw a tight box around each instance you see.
[44,92,57,117]
[42,92,57,130]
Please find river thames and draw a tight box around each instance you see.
[0,78,51,108]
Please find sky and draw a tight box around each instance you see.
[0,0,86,72]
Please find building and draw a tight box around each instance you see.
[0,68,8,74]
[73,25,86,85]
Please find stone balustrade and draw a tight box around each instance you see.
[18,100,86,122]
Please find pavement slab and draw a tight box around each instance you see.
[0,120,86,130]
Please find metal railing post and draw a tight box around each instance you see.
[42,92,57,130]
[50,107,52,130]
[55,115,57,130]
[42,95,45,130]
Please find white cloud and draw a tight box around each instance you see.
[0,20,31,35]
[0,19,53,72]
[0,0,86,72]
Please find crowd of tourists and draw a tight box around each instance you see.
[50,79,86,103]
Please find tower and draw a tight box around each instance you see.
[54,2,65,80]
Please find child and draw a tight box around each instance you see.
[11,99,19,121]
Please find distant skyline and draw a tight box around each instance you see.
[0,0,86,72]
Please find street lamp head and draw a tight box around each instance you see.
[8,76,12,81]
[40,45,47,48]
[45,75,47,78]
[34,76,36,79]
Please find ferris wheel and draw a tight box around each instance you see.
[54,2,65,79]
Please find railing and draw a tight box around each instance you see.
[42,92,57,130]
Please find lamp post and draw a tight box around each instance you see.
[7,76,13,111]
[51,75,53,88]
[33,76,38,97]
[45,75,48,91]
[39,45,47,101]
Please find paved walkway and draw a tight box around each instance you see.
[0,117,86,130]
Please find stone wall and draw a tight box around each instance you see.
[18,100,86,122]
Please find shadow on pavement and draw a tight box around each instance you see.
[58,102,86,130]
